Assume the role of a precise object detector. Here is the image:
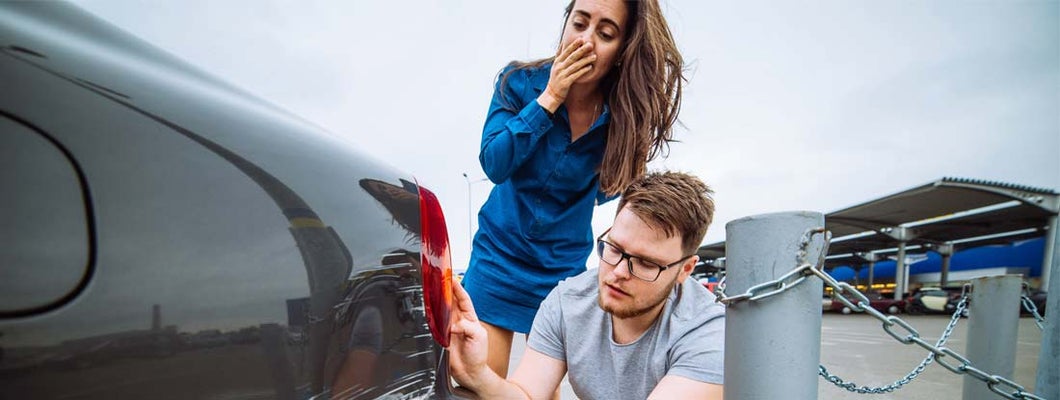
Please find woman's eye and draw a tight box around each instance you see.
[599,31,615,41]
[573,22,586,30]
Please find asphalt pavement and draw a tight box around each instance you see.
[508,313,1044,399]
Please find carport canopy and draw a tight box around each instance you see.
[696,177,1059,292]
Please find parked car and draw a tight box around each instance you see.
[0,2,464,399]
[1022,289,1048,317]
[905,287,963,315]
[829,292,906,315]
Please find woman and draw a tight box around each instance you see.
[463,0,685,377]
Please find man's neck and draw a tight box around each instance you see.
[610,303,666,344]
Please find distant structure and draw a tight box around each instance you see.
[152,304,161,331]
[696,177,1059,296]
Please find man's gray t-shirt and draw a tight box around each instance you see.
[527,269,725,399]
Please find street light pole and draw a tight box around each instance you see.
[462,173,489,244]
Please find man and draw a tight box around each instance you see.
[450,171,724,399]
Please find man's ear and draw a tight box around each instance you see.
[675,255,699,283]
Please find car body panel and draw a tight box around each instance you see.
[1,2,461,399]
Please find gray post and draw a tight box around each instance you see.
[724,211,825,400]
[963,275,1022,400]
[1036,215,1060,398]
[868,260,875,292]
[858,251,877,293]
[940,255,951,287]
[883,227,915,300]
[894,242,907,300]
[937,244,954,287]
[1042,215,1058,291]
[463,173,474,244]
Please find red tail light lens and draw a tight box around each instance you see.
[417,182,453,347]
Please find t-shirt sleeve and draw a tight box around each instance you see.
[526,287,566,362]
[667,313,725,384]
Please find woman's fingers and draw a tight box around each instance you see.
[567,41,593,64]
[556,38,583,63]
[568,64,593,83]
[547,39,595,104]
[559,41,592,69]
[558,43,594,79]
[567,51,596,73]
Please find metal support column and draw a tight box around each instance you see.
[936,244,954,287]
[1036,215,1060,398]
[724,211,826,400]
[858,251,877,292]
[963,275,1022,400]
[883,227,914,300]
[895,242,907,300]
[867,260,875,291]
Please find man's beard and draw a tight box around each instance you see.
[598,278,676,319]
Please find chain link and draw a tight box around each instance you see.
[714,227,1046,399]
[813,269,1046,399]
[1020,282,1046,331]
[818,294,967,394]
[713,227,829,305]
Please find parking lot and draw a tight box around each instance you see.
[510,313,1043,399]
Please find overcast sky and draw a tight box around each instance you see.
[71,0,1059,271]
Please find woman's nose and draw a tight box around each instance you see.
[577,31,595,47]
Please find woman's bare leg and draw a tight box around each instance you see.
[481,321,515,377]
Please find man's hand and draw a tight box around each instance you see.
[447,281,564,400]
[448,280,492,388]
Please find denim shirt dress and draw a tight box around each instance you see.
[462,63,617,333]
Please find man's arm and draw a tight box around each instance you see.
[648,375,723,400]
[448,280,565,399]
[509,347,567,399]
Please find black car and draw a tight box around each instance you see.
[1021,289,1048,317]
[1,2,465,399]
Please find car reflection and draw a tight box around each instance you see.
[1,2,454,399]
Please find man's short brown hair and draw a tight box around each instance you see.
[615,171,715,255]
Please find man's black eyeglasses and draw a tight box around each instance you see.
[596,228,696,282]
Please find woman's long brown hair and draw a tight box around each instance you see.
[498,0,685,196]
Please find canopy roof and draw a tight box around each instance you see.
[696,177,1059,272]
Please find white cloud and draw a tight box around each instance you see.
[70,0,1060,270]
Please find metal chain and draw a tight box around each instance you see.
[818,294,967,394]
[714,226,1045,400]
[714,262,813,305]
[1020,283,1046,331]
[806,265,1045,400]
[713,227,829,305]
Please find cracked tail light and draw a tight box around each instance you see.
[417,182,452,347]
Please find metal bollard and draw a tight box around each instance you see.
[1036,215,1059,398]
[963,275,1022,400]
[724,211,826,400]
